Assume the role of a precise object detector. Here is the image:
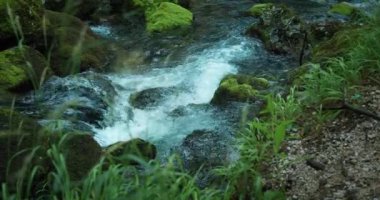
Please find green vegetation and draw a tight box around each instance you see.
[145,2,193,32]
[0,46,49,93]
[329,2,356,16]
[211,75,269,104]
[1,0,380,199]
[248,3,274,17]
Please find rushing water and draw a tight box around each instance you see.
[90,0,299,156]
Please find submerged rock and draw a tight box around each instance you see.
[0,46,50,94]
[211,74,269,105]
[129,87,178,109]
[104,138,157,166]
[145,2,193,33]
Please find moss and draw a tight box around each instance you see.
[146,2,193,32]
[0,0,44,43]
[312,28,362,62]
[105,138,157,166]
[0,46,49,93]
[248,3,273,17]
[211,75,270,105]
[329,2,356,17]
[60,133,102,181]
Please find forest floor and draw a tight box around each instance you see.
[273,84,380,199]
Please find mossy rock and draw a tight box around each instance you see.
[312,28,362,62]
[145,2,193,33]
[248,3,274,17]
[60,133,102,181]
[0,46,50,93]
[0,0,44,49]
[329,2,356,17]
[105,138,157,166]
[211,75,269,105]
[0,108,41,131]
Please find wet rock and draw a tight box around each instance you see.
[246,4,307,55]
[21,72,116,127]
[129,87,178,109]
[0,46,51,94]
[104,138,157,166]
[211,74,269,105]
[177,130,236,172]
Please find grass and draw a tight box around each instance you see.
[1,1,380,200]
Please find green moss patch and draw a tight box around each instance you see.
[211,75,270,105]
[248,3,274,17]
[329,2,356,17]
[0,46,49,93]
[146,2,193,32]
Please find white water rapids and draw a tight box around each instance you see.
[93,36,258,147]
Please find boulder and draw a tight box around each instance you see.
[211,75,269,105]
[129,87,177,109]
[44,10,109,76]
[104,138,157,166]
[177,130,235,172]
[0,0,44,49]
[0,46,50,94]
[60,133,102,181]
[145,2,193,33]
[246,4,307,55]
